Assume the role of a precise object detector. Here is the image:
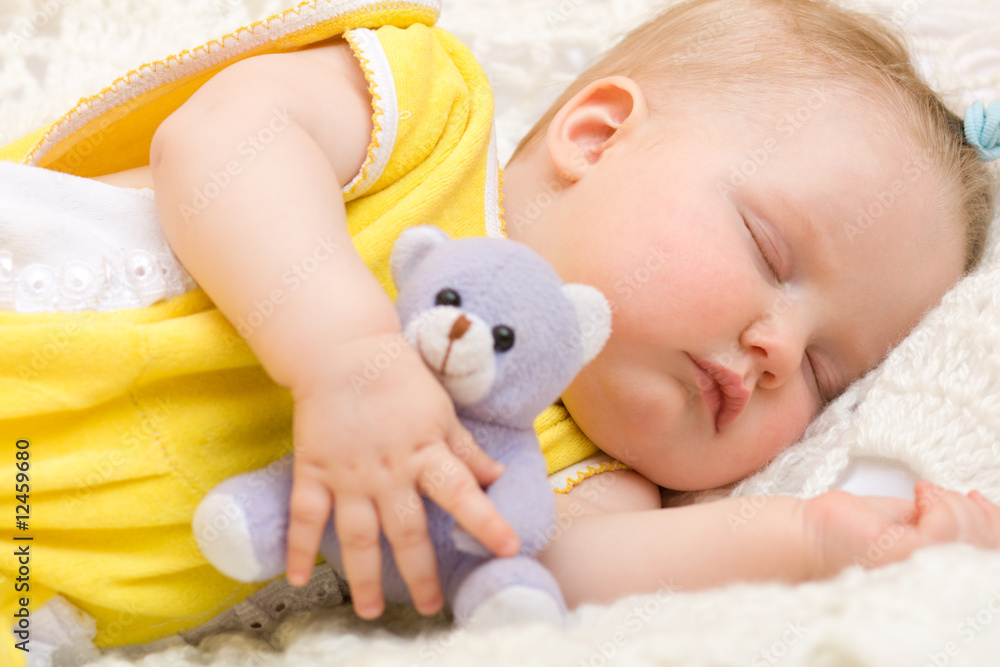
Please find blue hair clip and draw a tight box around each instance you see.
[964,100,1000,162]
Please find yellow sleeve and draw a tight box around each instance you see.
[339,22,501,297]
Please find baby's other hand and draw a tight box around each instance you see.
[284,333,519,619]
[805,481,1000,577]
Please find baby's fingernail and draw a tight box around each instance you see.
[493,462,506,475]
[287,572,306,587]
[358,603,383,619]
[419,597,443,616]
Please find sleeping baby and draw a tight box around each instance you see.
[1,0,999,662]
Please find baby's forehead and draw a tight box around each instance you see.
[643,74,904,161]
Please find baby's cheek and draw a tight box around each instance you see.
[752,381,819,461]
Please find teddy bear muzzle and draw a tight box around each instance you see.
[403,305,496,405]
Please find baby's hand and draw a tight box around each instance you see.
[805,481,1000,577]
[285,333,519,619]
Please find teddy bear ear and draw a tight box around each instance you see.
[390,226,452,290]
[561,284,612,366]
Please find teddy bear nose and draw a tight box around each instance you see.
[449,314,472,341]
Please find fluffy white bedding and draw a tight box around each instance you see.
[3,0,1000,665]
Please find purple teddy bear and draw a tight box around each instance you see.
[193,226,611,627]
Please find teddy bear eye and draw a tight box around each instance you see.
[492,325,515,352]
[435,288,461,307]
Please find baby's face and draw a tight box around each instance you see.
[513,91,965,490]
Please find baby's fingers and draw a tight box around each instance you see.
[377,488,443,616]
[419,445,519,558]
[335,495,386,619]
[286,473,333,587]
[914,482,999,548]
[448,424,505,487]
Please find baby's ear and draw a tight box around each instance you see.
[546,76,648,182]
[561,284,612,365]
[390,226,452,289]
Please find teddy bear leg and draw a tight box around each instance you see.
[450,555,566,629]
[192,457,295,582]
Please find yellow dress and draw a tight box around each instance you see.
[0,1,603,661]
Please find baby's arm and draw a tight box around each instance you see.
[150,43,517,618]
[540,473,1000,606]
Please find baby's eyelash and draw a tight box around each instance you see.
[744,218,779,280]
[806,352,830,406]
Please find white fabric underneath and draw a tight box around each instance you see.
[0,161,195,313]
[834,457,919,500]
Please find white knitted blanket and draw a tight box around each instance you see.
[3,1,1000,665]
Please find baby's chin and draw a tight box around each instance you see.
[636,464,746,493]
[597,433,760,492]
[561,374,759,490]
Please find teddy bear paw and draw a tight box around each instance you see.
[192,492,266,582]
[465,586,565,630]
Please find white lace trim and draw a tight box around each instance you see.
[341,28,398,201]
[485,123,504,239]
